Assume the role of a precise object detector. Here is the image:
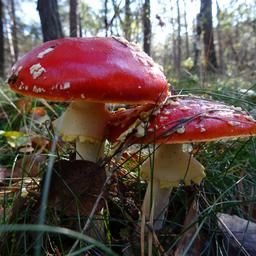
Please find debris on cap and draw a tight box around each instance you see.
[108,96,256,146]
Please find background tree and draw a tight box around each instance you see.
[143,0,151,55]
[8,0,18,62]
[124,0,131,41]
[170,3,177,73]
[69,0,77,37]
[199,0,218,71]
[1,0,255,82]
[176,0,181,77]
[37,0,63,42]
[216,0,225,74]
[193,13,202,73]
[183,0,189,58]
[79,2,101,37]
[104,0,109,36]
[0,0,4,77]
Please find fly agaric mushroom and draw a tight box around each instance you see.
[108,95,256,230]
[7,37,168,163]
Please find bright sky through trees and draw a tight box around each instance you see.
[20,0,254,43]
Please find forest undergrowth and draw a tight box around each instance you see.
[0,75,256,256]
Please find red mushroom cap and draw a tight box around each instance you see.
[108,96,256,144]
[8,37,168,104]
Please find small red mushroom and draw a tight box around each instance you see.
[108,95,256,231]
[8,37,168,162]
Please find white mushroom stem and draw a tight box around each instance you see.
[53,101,110,162]
[142,178,172,230]
[141,144,205,231]
[76,140,104,162]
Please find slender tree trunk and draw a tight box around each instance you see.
[193,14,201,68]
[216,0,225,74]
[134,8,140,42]
[193,14,204,87]
[78,14,82,37]
[124,0,131,41]
[170,4,177,71]
[9,0,18,61]
[37,0,63,42]
[143,0,151,55]
[200,0,218,71]
[0,0,4,78]
[104,0,108,36]
[183,0,190,58]
[109,0,121,36]
[176,0,181,77]
[69,0,77,37]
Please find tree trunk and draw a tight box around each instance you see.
[193,14,204,87]
[183,0,190,58]
[9,0,18,61]
[104,0,108,36]
[78,14,82,37]
[69,0,77,37]
[37,0,63,42]
[0,0,4,78]
[109,0,121,36]
[216,0,225,74]
[176,0,181,77]
[143,0,151,56]
[193,14,201,68]
[170,4,177,72]
[200,0,218,71]
[124,0,131,41]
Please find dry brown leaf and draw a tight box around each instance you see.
[31,135,50,151]
[15,98,32,114]
[48,160,106,216]
[217,213,256,255]
[174,200,205,256]
[0,166,9,183]
[12,154,46,178]
[0,206,4,218]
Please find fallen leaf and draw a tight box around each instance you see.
[217,213,256,255]
[18,145,34,153]
[0,166,8,183]
[11,154,46,178]
[174,200,205,256]
[0,108,6,121]
[0,206,4,218]
[0,130,30,148]
[31,135,50,150]
[15,98,32,114]
[48,160,106,216]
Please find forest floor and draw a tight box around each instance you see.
[0,75,256,255]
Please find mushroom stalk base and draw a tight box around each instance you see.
[53,101,110,162]
[142,179,172,231]
[76,140,104,162]
[141,144,205,231]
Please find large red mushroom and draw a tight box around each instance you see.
[7,37,168,162]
